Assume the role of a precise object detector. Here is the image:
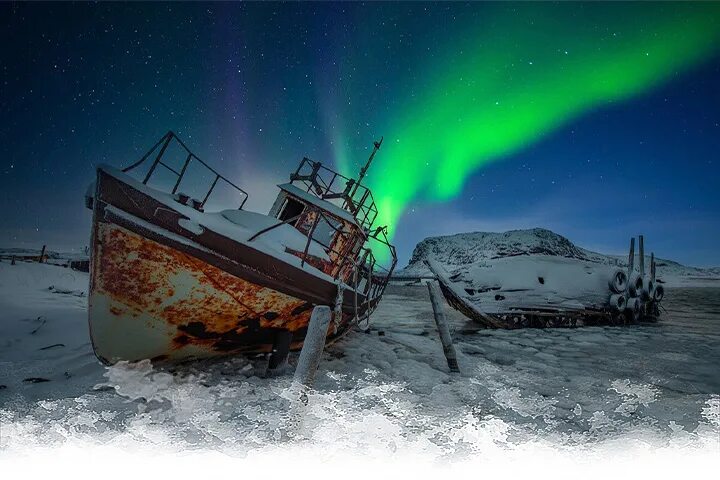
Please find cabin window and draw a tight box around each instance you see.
[278,197,305,225]
[312,216,341,248]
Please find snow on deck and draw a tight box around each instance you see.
[99,166,333,279]
[277,182,359,226]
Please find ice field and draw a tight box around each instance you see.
[1,262,718,471]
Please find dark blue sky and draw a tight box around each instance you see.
[1,3,719,267]
[395,57,720,266]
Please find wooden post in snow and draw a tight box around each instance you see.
[11,255,16,266]
[651,252,656,284]
[39,245,46,263]
[625,237,636,300]
[284,305,331,440]
[292,305,331,391]
[427,281,460,373]
[284,305,331,441]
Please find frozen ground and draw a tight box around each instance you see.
[1,262,719,467]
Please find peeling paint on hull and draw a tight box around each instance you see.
[89,222,354,363]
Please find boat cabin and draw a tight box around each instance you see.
[267,158,377,283]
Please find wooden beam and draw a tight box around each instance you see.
[293,306,331,390]
[427,281,460,373]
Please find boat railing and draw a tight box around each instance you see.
[251,201,395,300]
[122,131,249,210]
[290,158,379,230]
[359,226,397,301]
[303,208,397,300]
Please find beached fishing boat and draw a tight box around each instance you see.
[85,131,396,364]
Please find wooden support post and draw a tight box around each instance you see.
[266,330,293,377]
[427,281,460,373]
[284,306,331,440]
[628,237,635,272]
[39,245,46,263]
[638,235,645,276]
[283,306,331,440]
[651,252,656,284]
[292,305,331,391]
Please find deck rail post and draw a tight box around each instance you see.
[142,132,173,184]
[300,210,320,268]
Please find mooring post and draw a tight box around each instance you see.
[292,305,331,392]
[283,306,331,440]
[651,252,656,284]
[426,281,460,373]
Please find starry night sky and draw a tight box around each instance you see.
[2,2,719,267]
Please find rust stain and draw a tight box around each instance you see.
[95,222,337,355]
[286,207,365,281]
[284,247,333,273]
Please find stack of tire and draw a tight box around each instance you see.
[611,235,664,322]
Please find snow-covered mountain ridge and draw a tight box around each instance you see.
[398,228,720,285]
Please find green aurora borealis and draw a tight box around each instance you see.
[331,3,720,245]
[3,2,720,266]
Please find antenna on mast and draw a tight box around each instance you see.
[354,136,383,190]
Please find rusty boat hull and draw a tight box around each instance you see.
[89,167,375,364]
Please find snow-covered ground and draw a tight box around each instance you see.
[0,247,89,268]
[1,261,719,472]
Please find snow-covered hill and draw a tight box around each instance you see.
[398,228,720,286]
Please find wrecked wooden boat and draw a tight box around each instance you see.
[85,131,396,364]
[426,235,663,328]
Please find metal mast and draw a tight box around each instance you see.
[352,136,383,196]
